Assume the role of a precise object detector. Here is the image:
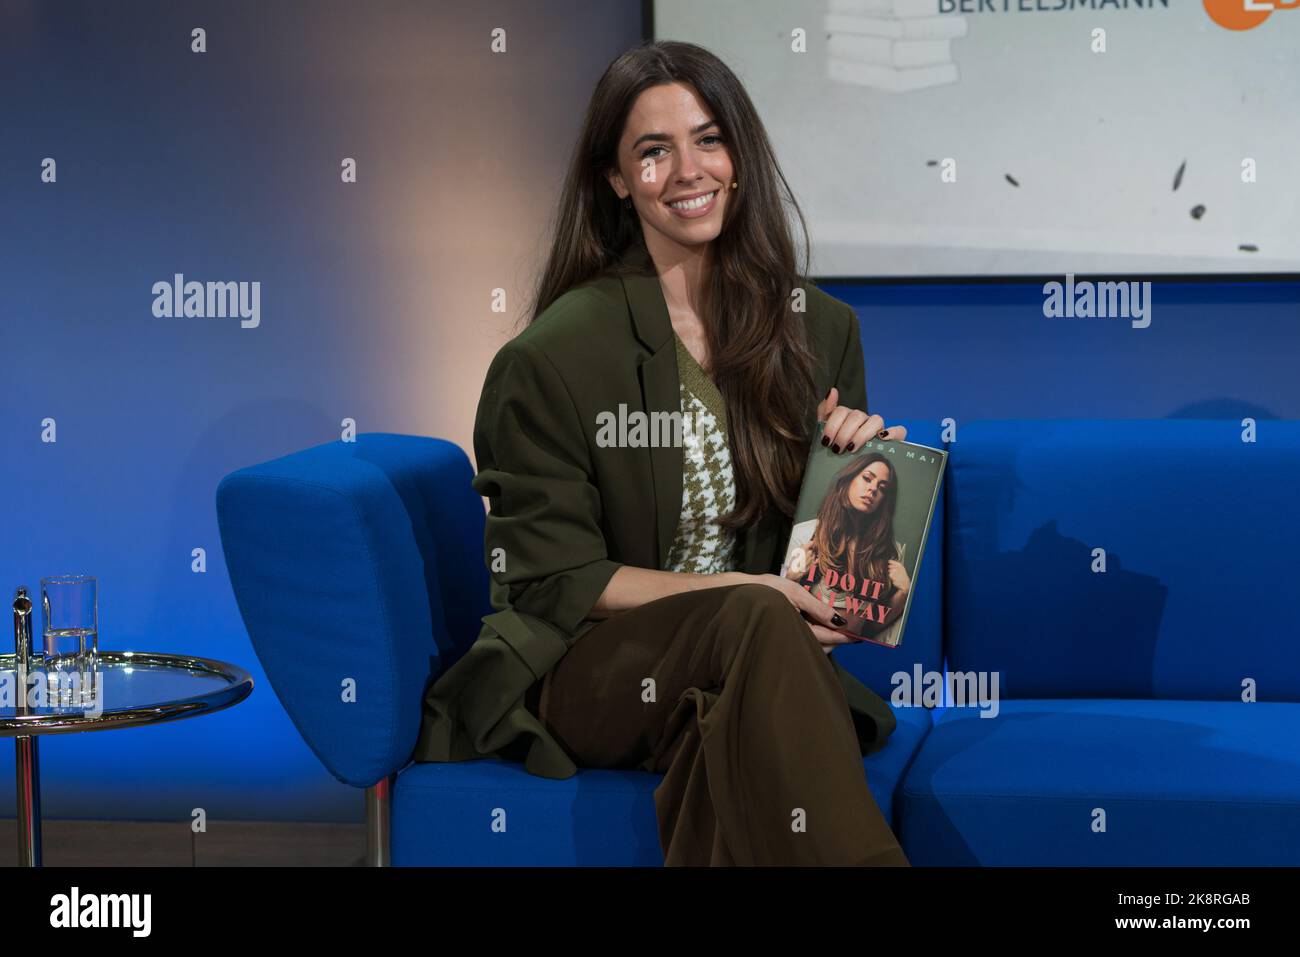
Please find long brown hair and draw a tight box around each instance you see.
[521,39,820,528]
[810,452,900,588]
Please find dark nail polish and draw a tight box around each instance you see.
[845,442,854,451]
[830,443,840,454]
[831,613,846,626]
[821,436,829,447]
[877,429,889,439]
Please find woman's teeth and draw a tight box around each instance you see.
[667,190,717,210]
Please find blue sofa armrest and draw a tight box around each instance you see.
[216,433,489,788]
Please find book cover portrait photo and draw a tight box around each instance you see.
[781,425,946,648]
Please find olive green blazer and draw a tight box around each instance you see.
[411,239,896,778]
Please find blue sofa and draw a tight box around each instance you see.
[215,419,1300,866]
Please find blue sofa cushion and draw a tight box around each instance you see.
[899,699,1300,865]
[391,703,932,865]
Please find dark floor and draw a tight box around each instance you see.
[0,819,367,866]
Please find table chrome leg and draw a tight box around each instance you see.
[15,735,41,867]
[365,774,393,867]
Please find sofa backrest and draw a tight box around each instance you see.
[945,419,1300,701]
[216,433,489,787]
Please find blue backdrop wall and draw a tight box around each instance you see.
[0,0,645,823]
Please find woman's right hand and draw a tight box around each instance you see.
[746,573,856,654]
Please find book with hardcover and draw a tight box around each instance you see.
[779,421,946,648]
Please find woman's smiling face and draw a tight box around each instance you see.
[848,462,891,514]
[607,81,733,248]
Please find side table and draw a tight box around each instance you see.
[0,651,254,866]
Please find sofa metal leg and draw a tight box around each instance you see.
[365,774,394,867]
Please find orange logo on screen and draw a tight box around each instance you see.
[1204,0,1297,30]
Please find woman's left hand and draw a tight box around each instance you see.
[816,387,907,452]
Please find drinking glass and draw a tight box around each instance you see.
[40,574,99,707]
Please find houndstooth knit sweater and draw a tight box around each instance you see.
[664,331,741,574]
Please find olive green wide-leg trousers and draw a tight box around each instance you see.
[524,583,910,867]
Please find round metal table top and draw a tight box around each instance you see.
[0,651,254,736]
